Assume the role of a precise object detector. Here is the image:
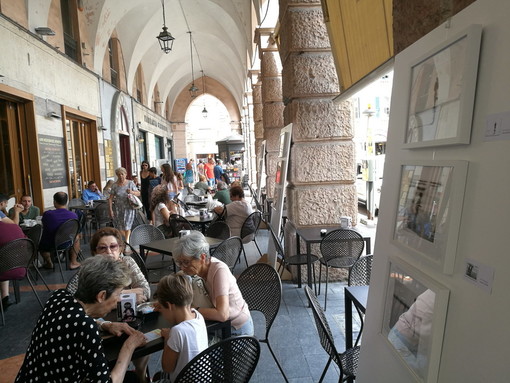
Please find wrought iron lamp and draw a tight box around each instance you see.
[201,71,208,118]
[156,0,175,53]
[188,31,199,98]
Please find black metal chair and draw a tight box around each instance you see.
[205,220,231,240]
[318,229,365,310]
[174,336,260,383]
[53,219,80,282]
[347,254,373,346]
[169,214,193,237]
[210,236,243,272]
[239,211,263,267]
[270,222,319,292]
[304,286,360,383]
[124,242,150,282]
[92,201,113,230]
[24,224,50,291]
[65,270,80,294]
[237,263,288,382]
[0,238,43,325]
[129,224,173,280]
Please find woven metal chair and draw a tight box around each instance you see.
[210,236,243,272]
[129,224,173,279]
[92,202,113,230]
[174,336,260,383]
[347,254,373,346]
[65,270,80,295]
[270,222,319,292]
[239,211,263,267]
[0,238,43,325]
[237,263,288,382]
[169,214,193,237]
[53,219,80,282]
[304,286,360,382]
[24,224,50,291]
[319,229,365,310]
[205,220,231,240]
[124,242,150,282]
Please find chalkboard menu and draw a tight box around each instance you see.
[39,134,67,188]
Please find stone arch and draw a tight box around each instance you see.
[170,76,241,130]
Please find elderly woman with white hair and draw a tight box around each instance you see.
[108,167,140,242]
[175,231,254,336]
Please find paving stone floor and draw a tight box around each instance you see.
[0,216,375,382]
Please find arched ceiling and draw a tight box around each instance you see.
[79,0,263,113]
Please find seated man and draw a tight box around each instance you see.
[213,181,231,205]
[0,193,20,224]
[194,174,211,194]
[9,195,40,225]
[39,192,81,270]
[82,180,104,203]
[214,186,253,237]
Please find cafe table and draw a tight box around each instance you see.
[186,212,217,234]
[139,236,223,262]
[293,225,372,289]
[344,285,369,350]
[102,311,231,364]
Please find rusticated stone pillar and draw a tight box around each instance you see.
[251,72,263,185]
[279,0,357,282]
[258,29,284,199]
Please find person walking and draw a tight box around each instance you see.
[204,158,215,187]
[139,160,151,220]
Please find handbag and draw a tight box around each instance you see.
[126,193,143,209]
[191,275,214,308]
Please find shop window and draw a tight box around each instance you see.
[60,0,80,62]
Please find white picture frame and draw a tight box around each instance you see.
[392,160,468,274]
[403,24,482,148]
[381,256,450,383]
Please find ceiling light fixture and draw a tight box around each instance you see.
[156,0,175,53]
[188,31,199,98]
[201,70,208,118]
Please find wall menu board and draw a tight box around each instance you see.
[104,139,114,178]
[39,134,67,188]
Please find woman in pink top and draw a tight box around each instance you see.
[175,231,253,336]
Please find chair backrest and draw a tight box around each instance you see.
[320,229,365,265]
[54,219,80,250]
[240,211,262,241]
[66,270,80,294]
[131,209,149,230]
[348,254,373,286]
[237,263,282,340]
[0,238,34,273]
[174,336,260,383]
[205,221,231,240]
[210,236,243,271]
[94,202,113,226]
[124,242,149,280]
[169,214,193,237]
[129,224,165,247]
[192,188,205,197]
[25,224,43,248]
[304,286,344,369]
[268,224,285,262]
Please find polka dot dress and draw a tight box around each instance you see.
[15,289,111,382]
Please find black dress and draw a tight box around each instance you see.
[140,173,151,219]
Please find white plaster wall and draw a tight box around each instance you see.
[357,1,510,382]
[0,18,99,115]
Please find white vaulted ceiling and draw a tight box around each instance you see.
[29,0,266,112]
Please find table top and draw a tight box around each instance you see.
[186,213,216,224]
[102,311,231,363]
[139,236,222,255]
[344,285,369,313]
[294,226,370,243]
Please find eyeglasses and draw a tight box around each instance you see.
[96,244,120,254]
[175,258,193,267]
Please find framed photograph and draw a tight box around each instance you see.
[392,160,468,274]
[403,24,482,148]
[381,257,450,383]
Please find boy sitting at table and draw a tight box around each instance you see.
[153,274,208,382]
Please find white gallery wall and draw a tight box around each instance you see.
[357,0,510,382]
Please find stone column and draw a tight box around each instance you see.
[279,0,357,282]
[251,72,264,188]
[258,29,284,199]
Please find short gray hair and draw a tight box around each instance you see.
[179,231,210,259]
[115,167,127,176]
[74,255,132,303]
[217,181,227,190]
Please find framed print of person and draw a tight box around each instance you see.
[392,160,468,274]
[381,257,450,383]
[403,25,482,148]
